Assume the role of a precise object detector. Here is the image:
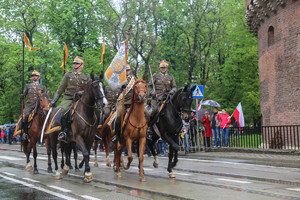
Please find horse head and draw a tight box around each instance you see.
[172,85,196,119]
[133,77,147,102]
[38,90,51,115]
[90,71,107,108]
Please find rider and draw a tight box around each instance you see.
[20,70,46,140]
[50,56,91,141]
[147,60,177,138]
[103,85,121,120]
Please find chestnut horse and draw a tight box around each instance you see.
[17,91,51,174]
[115,78,148,181]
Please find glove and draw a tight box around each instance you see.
[169,90,175,95]
[121,84,126,90]
[50,93,60,107]
[150,91,156,98]
[20,94,25,100]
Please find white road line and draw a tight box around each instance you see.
[216,178,252,184]
[0,174,77,200]
[172,172,192,176]
[81,195,102,200]
[131,167,153,171]
[0,156,23,161]
[22,178,40,183]
[3,172,16,176]
[286,188,300,192]
[48,185,72,193]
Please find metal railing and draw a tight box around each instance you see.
[179,125,300,151]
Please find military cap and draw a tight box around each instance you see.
[31,70,40,76]
[73,56,85,64]
[159,60,169,68]
[126,64,131,70]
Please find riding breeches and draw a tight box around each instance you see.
[23,100,37,120]
[59,99,73,117]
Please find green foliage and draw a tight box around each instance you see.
[0,0,260,125]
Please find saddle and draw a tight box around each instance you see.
[13,102,39,136]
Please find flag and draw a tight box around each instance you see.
[197,99,203,111]
[60,42,69,71]
[232,102,245,127]
[100,39,105,64]
[23,32,40,51]
[104,41,127,89]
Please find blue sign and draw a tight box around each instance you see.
[192,85,204,98]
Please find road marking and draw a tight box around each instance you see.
[0,156,23,161]
[81,195,102,200]
[48,185,72,193]
[286,188,300,192]
[0,174,76,200]
[131,167,153,171]
[216,178,251,184]
[22,178,40,183]
[3,172,16,176]
[172,172,192,176]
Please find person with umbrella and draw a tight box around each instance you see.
[202,111,212,148]
[210,107,221,147]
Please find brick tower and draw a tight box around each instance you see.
[245,0,300,126]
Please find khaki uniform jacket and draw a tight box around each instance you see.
[105,86,121,103]
[149,72,176,100]
[23,82,46,117]
[56,71,90,100]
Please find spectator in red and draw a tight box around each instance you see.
[1,127,5,143]
[217,109,231,147]
[202,111,212,147]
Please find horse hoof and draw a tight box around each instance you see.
[55,171,62,180]
[106,162,111,167]
[62,165,69,175]
[94,162,99,168]
[169,173,176,178]
[153,162,159,168]
[33,169,39,174]
[123,166,129,170]
[140,177,146,182]
[75,169,80,172]
[117,172,122,178]
[84,172,93,183]
[25,165,33,172]
[113,165,117,172]
[47,168,53,173]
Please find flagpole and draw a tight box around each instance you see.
[21,33,25,152]
[196,98,199,151]
[63,46,65,75]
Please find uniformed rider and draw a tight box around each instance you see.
[103,85,121,120]
[50,56,91,141]
[147,60,177,137]
[20,70,46,140]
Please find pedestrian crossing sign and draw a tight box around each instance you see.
[192,85,204,98]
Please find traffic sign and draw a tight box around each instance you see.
[192,85,203,98]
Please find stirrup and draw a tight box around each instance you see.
[58,132,67,142]
[112,135,118,144]
[95,135,102,141]
[21,133,28,141]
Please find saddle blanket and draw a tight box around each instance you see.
[45,107,62,135]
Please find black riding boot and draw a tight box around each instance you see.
[112,122,121,144]
[58,116,69,142]
[21,119,29,141]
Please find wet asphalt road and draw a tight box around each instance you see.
[0,143,300,200]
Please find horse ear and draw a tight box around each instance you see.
[142,74,146,81]
[184,85,188,91]
[47,90,50,96]
[191,85,196,92]
[100,71,104,79]
[90,71,95,80]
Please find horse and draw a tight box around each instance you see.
[62,72,106,182]
[15,91,51,174]
[147,85,196,178]
[115,78,148,181]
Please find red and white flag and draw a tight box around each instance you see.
[197,99,203,111]
[232,102,245,127]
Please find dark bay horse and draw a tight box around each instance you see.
[115,78,148,181]
[147,85,196,178]
[62,72,106,182]
[14,91,51,174]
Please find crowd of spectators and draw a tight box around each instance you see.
[0,126,19,144]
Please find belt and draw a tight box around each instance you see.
[109,100,117,103]
[28,97,38,100]
[67,88,84,92]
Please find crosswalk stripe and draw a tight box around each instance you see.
[81,195,102,200]
[286,188,300,192]
[48,185,72,193]
[0,156,23,161]
[3,172,16,176]
[216,178,251,184]
[22,178,40,183]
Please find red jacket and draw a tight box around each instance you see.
[217,113,231,128]
[1,130,5,139]
[202,116,212,137]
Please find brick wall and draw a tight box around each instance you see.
[247,0,300,126]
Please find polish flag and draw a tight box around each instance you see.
[232,102,245,127]
[197,99,203,111]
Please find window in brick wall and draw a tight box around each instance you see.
[268,26,275,47]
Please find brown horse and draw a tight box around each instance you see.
[14,91,50,174]
[62,72,106,182]
[115,78,148,181]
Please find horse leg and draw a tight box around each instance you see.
[24,141,33,172]
[76,136,92,183]
[33,144,39,174]
[116,141,126,178]
[105,139,111,167]
[46,139,53,173]
[93,141,99,167]
[60,143,65,169]
[51,137,61,179]
[62,144,71,175]
[124,138,133,170]
[139,137,146,182]
[148,135,159,168]
[168,146,176,178]
[73,144,80,172]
